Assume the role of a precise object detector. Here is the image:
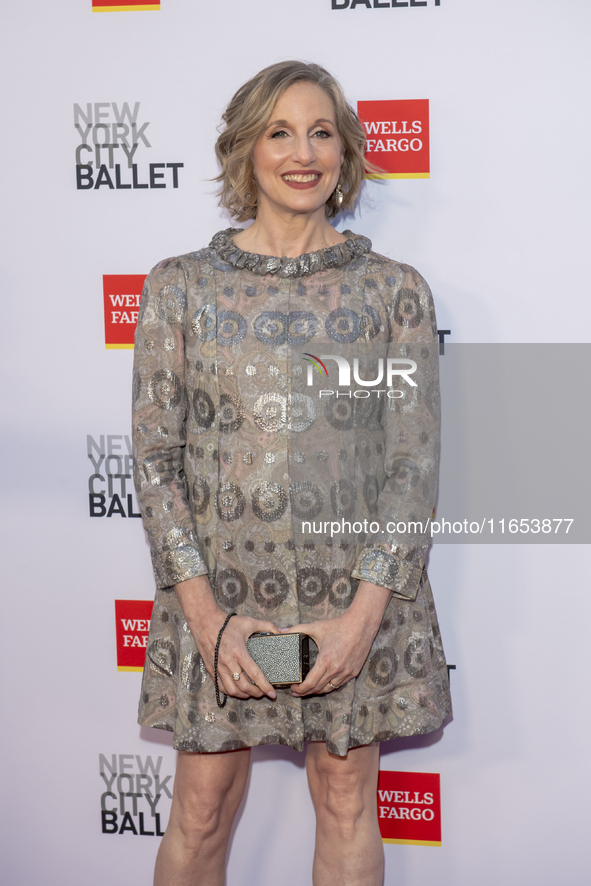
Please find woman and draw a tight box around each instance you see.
[133,60,451,886]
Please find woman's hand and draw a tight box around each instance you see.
[287,580,392,697]
[175,575,279,700]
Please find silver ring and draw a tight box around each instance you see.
[328,680,338,690]
[232,672,241,681]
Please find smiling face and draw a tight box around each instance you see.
[251,81,344,221]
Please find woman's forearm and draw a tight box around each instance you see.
[347,580,392,633]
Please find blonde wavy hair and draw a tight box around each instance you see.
[215,61,372,222]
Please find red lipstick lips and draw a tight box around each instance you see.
[281,170,322,190]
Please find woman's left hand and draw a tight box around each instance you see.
[287,580,393,696]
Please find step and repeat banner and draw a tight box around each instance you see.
[2,2,590,885]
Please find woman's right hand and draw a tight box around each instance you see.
[175,575,278,700]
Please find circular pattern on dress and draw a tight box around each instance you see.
[215,482,246,522]
[253,569,289,609]
[353,393,379,429]
[290,481,324,520]
[330,479,357,519]
[156,284,186,324]
[329,570,358,608]
[217,311,247,347]
[254,311,287,347]
[252,482,288,522]
[404,636,430,678]
[297,567,329,606]
[193,389,215,429]
[219,393,245,433]
[253,392,287,432]
[368,646,398,687]
[393,287,424,329]
[192,477,210,515]
[363,475,379,515]
[191,304,216,341]
[325,307,361,343]
[287,393,316,433]
[360,304,381,340]
[287,311,318,344]
[390,458,421,494]
[324,395,354,431]
[216,568,249,609]
[148,369,183,410]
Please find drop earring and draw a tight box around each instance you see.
[335,183,343,209]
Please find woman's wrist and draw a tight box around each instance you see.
[346,580,392,633]
[175,574,223,630]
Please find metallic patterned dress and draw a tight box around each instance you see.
[132,229,452,756]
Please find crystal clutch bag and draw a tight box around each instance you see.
[246,632,310,687]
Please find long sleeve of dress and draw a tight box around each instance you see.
[350,263,440,602]
[132,257,208,588]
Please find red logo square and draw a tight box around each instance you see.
[377,770,441,846]
[357,99,430,179]
[103,274,146,349]
[115,600,153,671]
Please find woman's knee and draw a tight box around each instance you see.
[307,744,379,827]
[171,750,250,843]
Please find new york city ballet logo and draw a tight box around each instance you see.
[99,753,171,837]
[303,353,417,398]
[74,102,183,191]
[115,600,153,671]
[103,274,146,348]
[377,770,441,846]
[87,434,141,518]
[357,99,430,179]
[92,1,160,13]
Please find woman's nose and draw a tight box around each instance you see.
[291,135,315,165]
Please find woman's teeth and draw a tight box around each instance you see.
[282,174,319,182]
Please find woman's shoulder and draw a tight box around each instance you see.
[363,247,429,291]
[147,245,216,281]
[354,247,436,333]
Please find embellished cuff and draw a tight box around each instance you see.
[351,545,427,601]
[151,534,208,589]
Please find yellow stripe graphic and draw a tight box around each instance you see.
[366,173,430,180]
[105,343,135,349]
[117,665,145,672]
[93,5,160,12]
[382,838,441,846]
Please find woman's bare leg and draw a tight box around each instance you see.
[154,747,251,886]
[306,742,383,886]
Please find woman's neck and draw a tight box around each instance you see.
[232,206,347,258]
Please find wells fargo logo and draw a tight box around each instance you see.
[115,600,153,671]
[357,99,430,179]
[377,770,441,846]
[92,1,160,11]
[103,274,145,348]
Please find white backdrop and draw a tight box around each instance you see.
[2,1,590,884]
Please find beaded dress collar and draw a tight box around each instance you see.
[209,227,372,278]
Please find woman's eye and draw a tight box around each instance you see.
[270,129,288,139]
[313,129,331,139]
